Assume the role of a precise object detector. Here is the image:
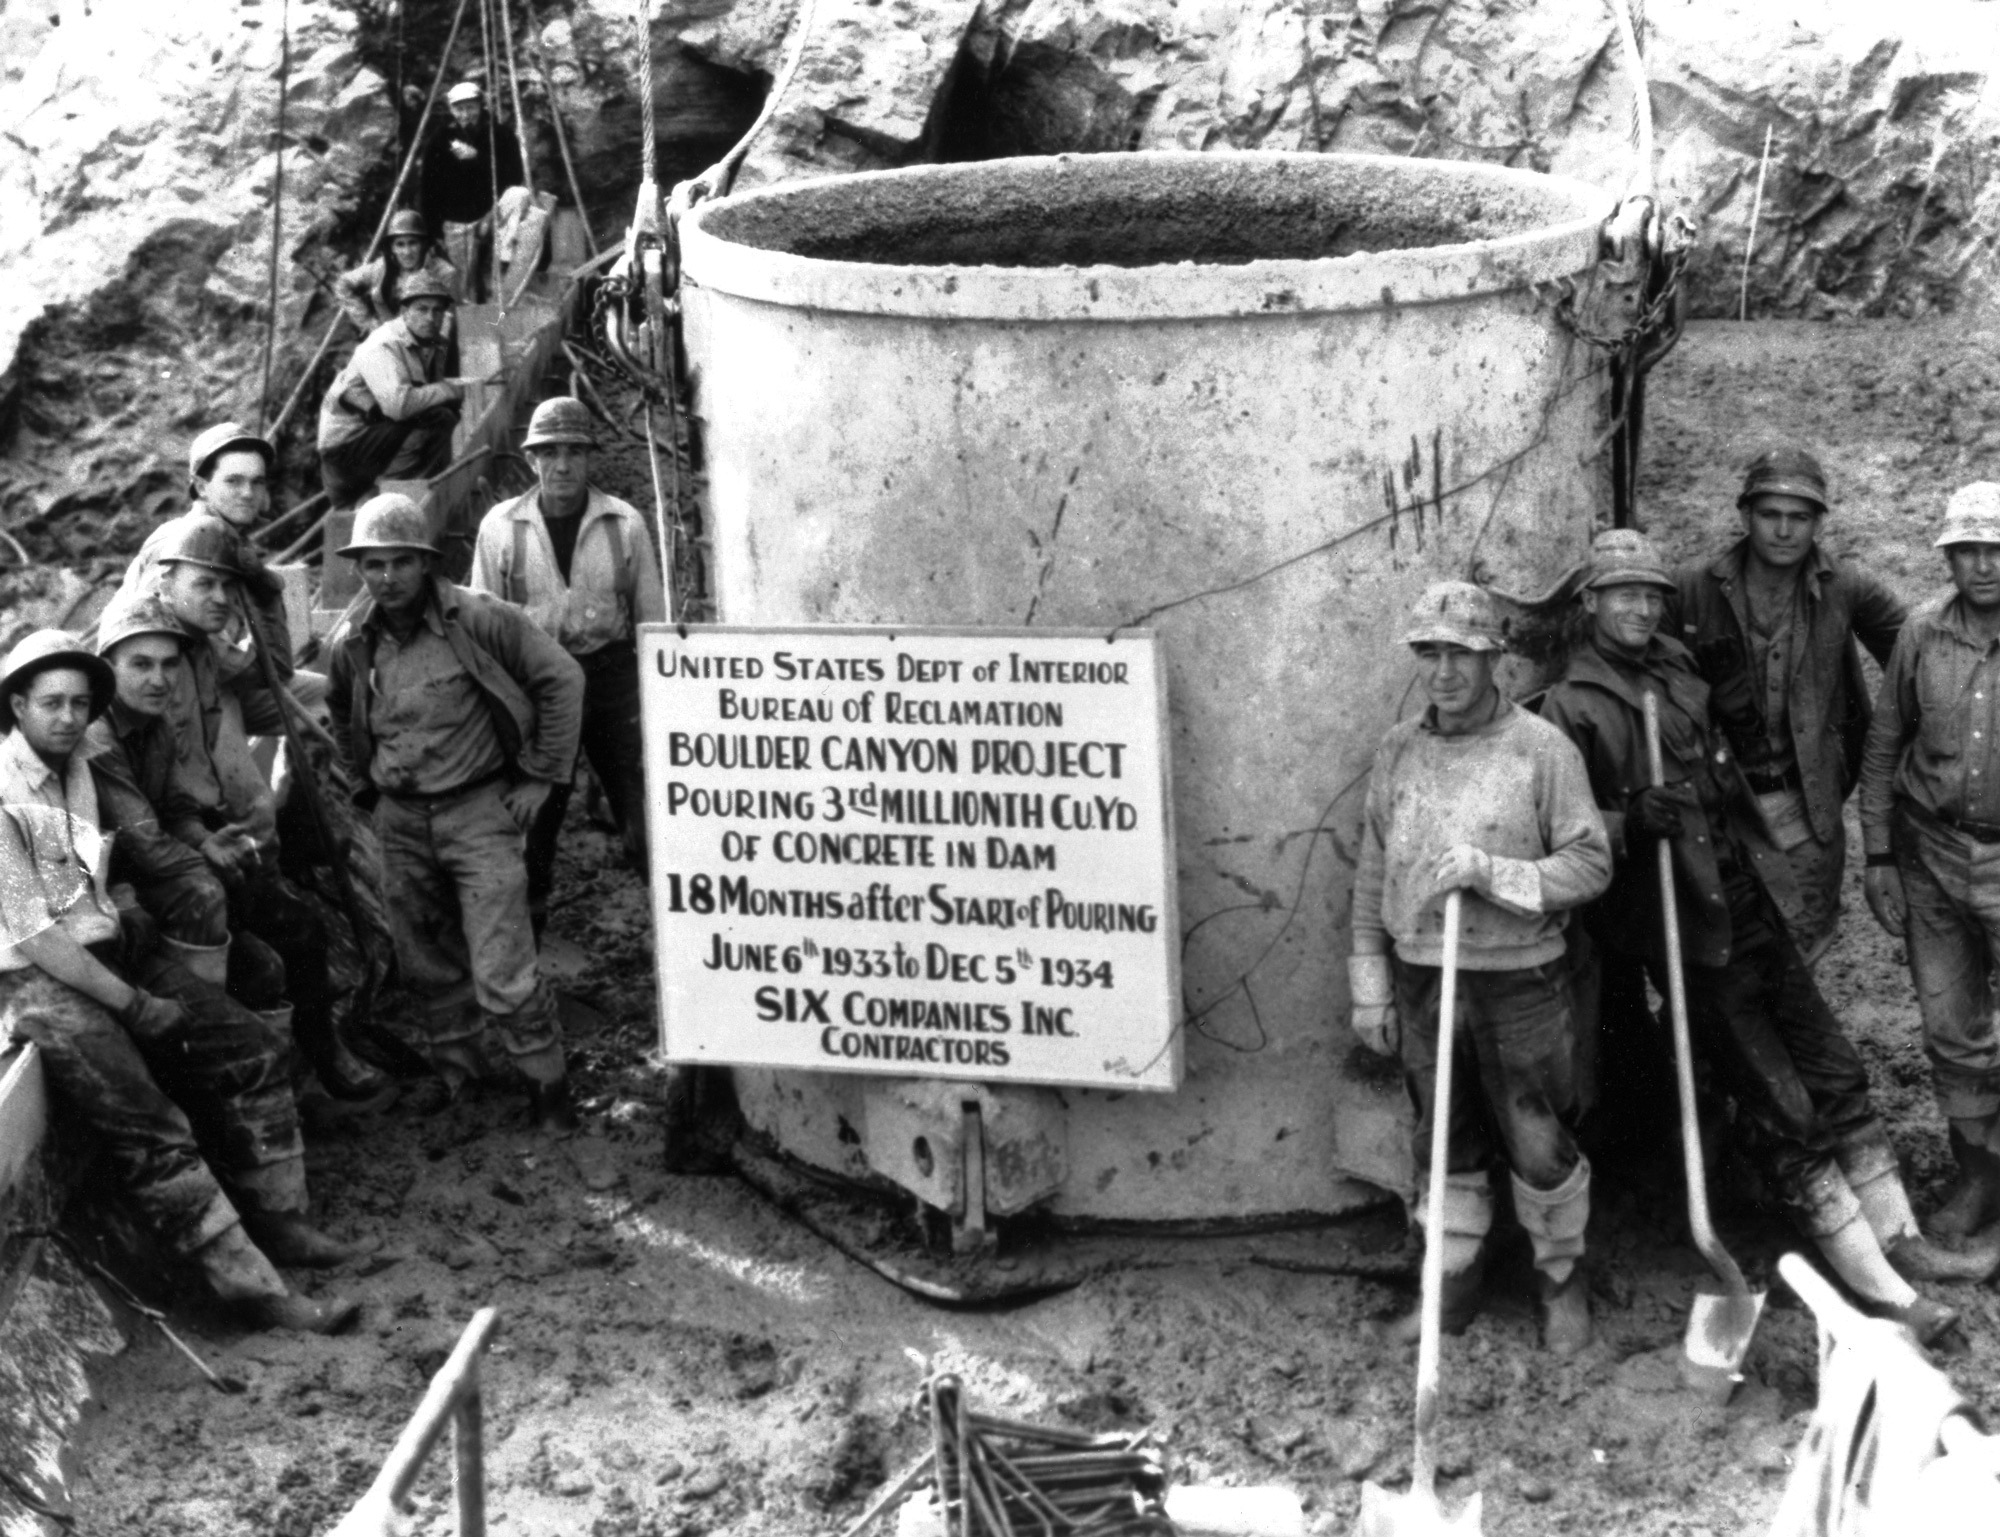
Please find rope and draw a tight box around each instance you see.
[1607,0,1654,198]
[257,0,290,431]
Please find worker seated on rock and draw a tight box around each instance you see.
[325,494,585,1131]
[421,81,526,303]
[1350,581,1611,1356]
[1671,445,1906,968]
[336,209,462,335]
[1540,529,1996,1346]
[468,396,664,931]
[0,631,367,1331]
[1860,483,2000,1247]
[118,420,324,714]
[143,518,387,1103]
[316,271,472,509]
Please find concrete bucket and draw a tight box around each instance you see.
[677,151,1616,1223]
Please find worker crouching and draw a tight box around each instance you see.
[1350,582,1612,1355]
[325,494,585,1130]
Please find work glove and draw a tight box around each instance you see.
[1430,843,1493,898]
[1864,864,1907,938]
[119,989,188,1043]
[1349,953,1399,1057]
[1626,784,1693,841]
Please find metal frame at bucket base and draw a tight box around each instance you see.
[329,1307,500,1537]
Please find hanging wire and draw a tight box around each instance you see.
[256,0,290,431]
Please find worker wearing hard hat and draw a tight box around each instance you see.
[1860,482,2000,1246]
[0,630,365,1330]
[1542,529,1993,1345]
[325,493,585,1129]
[1350,581,1610,1354]
[1671,446,1906,966]
[421,81,526,302]
[316,271,475,508]
[335,209,462,335]
[468,397,664,928]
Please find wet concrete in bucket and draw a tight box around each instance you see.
[700,155,1592,269]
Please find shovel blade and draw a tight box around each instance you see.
[1354,1480,1484,1537]
[1679,1284,1768,1403]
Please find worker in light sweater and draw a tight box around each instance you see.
[1349,580,1612,1355]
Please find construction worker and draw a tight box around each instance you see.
[324,493,584,1128]
[421,81,526,302]
[1672,446,1905,964]
[1541,529,1992,1345]
[335,210,462,334]
[0,631,363,1330]
[1350,582,1611,1353]
[1860,482,2000,1242]
[316,271,472,509]
[468,397,663,926]
[145,517,385,1101]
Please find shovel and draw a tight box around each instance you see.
[1642,690,1766,1401]
[1356,890,1484,1537]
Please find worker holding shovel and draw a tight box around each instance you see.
[1541,530,1989,1348]
[1350,582,1612,1355]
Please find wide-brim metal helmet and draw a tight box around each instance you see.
[96,592,192,658]
[1399,580,1507,652]
[386,210,430,241]
[187,420,275,485]
[1935,482,2000,548]
[1737,445,1829,513]
[0,629,116,731]
[152,512,246,577]
[397,270,457,308]
[1583,528,1675,591]
[338,492,440,558]
[447,81,484,105]
[522,396,596,451]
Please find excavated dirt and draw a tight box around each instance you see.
[40,316,2000,1537]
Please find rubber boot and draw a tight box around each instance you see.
[241,1210,380,1269]
[1383,1171,1492,1344]
[1851,1160,2000,1283]
[1515,1160,1593,1355]
[1928,1121,2000,1239]
[1816,1214,1958,1346]
[193,1224,360,1334]
[528,1074,580,1134]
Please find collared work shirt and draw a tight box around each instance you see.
[467,487,666,656]
[83,702,212,887]
[0,729,120,972]
[1859,592,2000,852]
[366,608,510,796]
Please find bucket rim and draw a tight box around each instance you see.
[681,150,1615,321]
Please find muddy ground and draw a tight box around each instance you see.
[41,317,2000,1537]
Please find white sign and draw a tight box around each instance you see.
[638,625,1181,1091]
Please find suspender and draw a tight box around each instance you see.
[509,517,529,606]
[505,500,635,612]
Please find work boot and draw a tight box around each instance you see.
[194,1224,361,1334]
[241,1211,380,1269]
[1381,1248,1486,1345]
[1536,1267,1592,1356]
[402,1074,470,1116]
[529,1075,580,1134]
[1927,1129,2000,1239]
[1886,1229,2000,1285]
[1854,1292,1960,1348]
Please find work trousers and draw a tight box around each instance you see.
[1653,856,1883,1237]
[525,642,648,926]
[226,865,338,1064]
[319,406,458,506]
[1894,804,2000,1121]
[373,779,563,1083]
[0,958,304,1256]
[1758,784,1845,969]
[1393,956,1583,1193]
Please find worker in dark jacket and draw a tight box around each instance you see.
[1672,446,1906,964]
[1543,530,1994,1344]
[325,494,584,1129]
[421,81,526,302]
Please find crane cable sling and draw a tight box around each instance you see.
[257,0,290,432]
[263,0,477,446]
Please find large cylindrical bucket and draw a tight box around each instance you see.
[679,152,1614,1222]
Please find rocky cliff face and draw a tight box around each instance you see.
[2,0,1996,562]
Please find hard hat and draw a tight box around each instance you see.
[152,512,245,576]
[1934,482,2000,548]
[1737,446,1828,512]
[0,630,115,730]
[187,421,275,484]
[386,210,430,240]
[1400,581,1507,652]
[96,592,190,658]
[447,81,484,105]
[338,492,439,558]
[1583,528,1675,591]
[396,270,457,308]
[522,397,597,451]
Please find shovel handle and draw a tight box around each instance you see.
[1411,888,1463,1501]
[1642,691,1751,1303]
